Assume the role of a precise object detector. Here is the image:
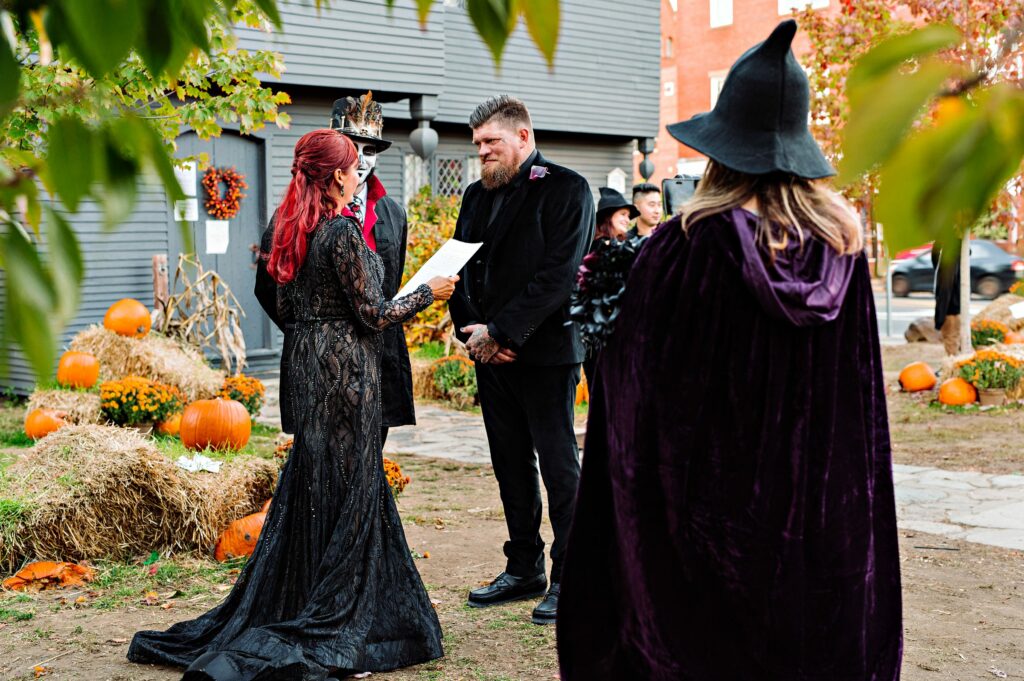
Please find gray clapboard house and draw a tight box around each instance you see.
[1,0,659,392]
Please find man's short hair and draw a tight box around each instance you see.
[632,182,661,201]
[470,95,533,131]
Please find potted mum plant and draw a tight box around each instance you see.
[100,376,185,434]
[956,350,1024,406]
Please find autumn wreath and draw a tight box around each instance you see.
[202,166,248,219]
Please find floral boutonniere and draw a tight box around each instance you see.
[529,165,548,181]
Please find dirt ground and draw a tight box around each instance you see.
[0,451,1021,681]
[883,342,1024,475]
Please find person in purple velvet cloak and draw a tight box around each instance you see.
[557,19,903,681]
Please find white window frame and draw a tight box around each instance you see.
[709,71,728,109]
[710,0,733,28]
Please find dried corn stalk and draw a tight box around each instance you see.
[153,254,247,374]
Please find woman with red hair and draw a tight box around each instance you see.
[129,129,455,680]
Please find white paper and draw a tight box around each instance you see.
[173,198,198,222]
[395,239,483,299]
[175,453,222,473]
[174,161,198,197]
[205,220,230,254]
[1010,301,1024,320]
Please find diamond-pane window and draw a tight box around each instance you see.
[435,156,465,197]
[403,153,428,205]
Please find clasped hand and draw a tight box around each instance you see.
[461,324,517,364]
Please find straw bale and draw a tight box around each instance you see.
[411,358,441,400]
[974,294,1024,332]
[26,389,102,425]
[69,325,224,401]
[0,424,277,569]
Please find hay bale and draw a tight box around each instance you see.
[975,294,1024,332]
[70,325,224,402]
[0,425,277,569]
[26,389,102,425]
[411,358,441,400]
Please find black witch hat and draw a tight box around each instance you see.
[329,91,393,152]
[596,187,640,223]
[667,20,834,179]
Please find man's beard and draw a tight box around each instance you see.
[480,159,517,190]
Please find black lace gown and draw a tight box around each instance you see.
[128,215,442,680]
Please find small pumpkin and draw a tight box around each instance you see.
[103,298,151,338]
[214,512,266,561]
[157,412,183,437]
[56,351,100,389]
[1004,331,1024,344]
[938,377,977,406]
[24,408,67,440]
[2,561,96,592]
[575,376,589,406]
[898,361,937,392]
[180,398,251,451]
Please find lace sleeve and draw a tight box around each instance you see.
[331,217,433,333]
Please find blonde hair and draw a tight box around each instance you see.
[680,160,863,258]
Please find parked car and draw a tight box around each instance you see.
[891,240,1024,299]
[893,242,933,261]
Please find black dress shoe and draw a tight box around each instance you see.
[531,583,559,625]
[467,571,547,608]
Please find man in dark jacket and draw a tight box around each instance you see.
[255,92,417,439]
[450,95,595,625]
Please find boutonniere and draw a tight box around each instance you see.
[529,165,548,181]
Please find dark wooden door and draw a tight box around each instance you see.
[168,132,272,363]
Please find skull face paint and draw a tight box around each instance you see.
[354,140,378,185]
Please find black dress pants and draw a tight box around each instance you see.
[475,362,581,583]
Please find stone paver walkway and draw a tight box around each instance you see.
[259,381,1024,551]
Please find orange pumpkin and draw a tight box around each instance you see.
[938,377,977,406]
[157,412,183,437]
[214,512,266,561]
[2,561,96,592]
[575,376,589,406]
[260,498,271,513]
[1004,331,1024,344]
[180,398,251,451]
[103,298,151,338]
[56,351,100,389]
[898,361,937,392]
[24,408,67,440]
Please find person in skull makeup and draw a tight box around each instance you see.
[255,91,417,442]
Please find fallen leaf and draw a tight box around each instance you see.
[74,596,87,604]
[106,638,128,645]
[147,565,159,576]
[142,591,160,606]
[423,551,431,559]
[33,666,50,678]
[160,602,173,610]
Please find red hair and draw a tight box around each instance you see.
[267,129,358,284]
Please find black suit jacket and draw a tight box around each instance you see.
[449,151,595,366]
[255,185,417,431]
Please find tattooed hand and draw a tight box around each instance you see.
[462,324,502,364]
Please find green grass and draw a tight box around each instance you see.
[413,341,448,360]
[0,430,32,448]
[152,430,278,462]
[0,607,34,622]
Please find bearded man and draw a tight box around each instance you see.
[255,92,416,441]
[449,95,595,626]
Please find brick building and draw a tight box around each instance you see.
[639,0,835,184]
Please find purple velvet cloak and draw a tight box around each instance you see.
[557,209,902,680]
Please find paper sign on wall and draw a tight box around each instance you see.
[174,161,198,197]
[206,220,230,254]
[173,198,198,222]
[1010,301,1024,319]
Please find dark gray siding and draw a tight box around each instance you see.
[2,188,168,394]
[437,0,660,138]
[236,0,445,95]
[237,0,659,139]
